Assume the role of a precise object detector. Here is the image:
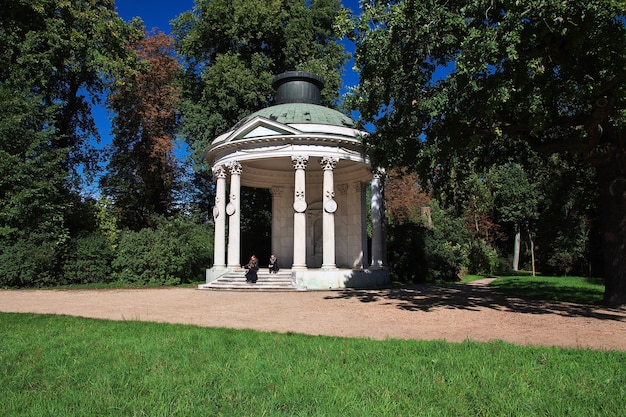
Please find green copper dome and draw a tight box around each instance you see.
[229,71,355,131]
[233,102,355,129]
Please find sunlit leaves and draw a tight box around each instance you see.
[172,0,349,168]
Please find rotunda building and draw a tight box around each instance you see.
[200,71,388,290]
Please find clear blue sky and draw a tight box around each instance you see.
[115,0,195,34]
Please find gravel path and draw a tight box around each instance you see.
[1,281,625,351]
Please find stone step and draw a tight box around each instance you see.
[201,270,305,291]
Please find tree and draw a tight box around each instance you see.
[348,0,626,306]
[533,154,598,276]
[384,168,430,224]
[172,0,350,262]
[0,0,143,285]
[101,31,183,230]
[172,0,350,166]
[488,163,541,273]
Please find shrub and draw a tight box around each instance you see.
[422,202,470,282]
[467,240,499,276]
[112,217,213,286]
[62,233,115,285]
[0,237,62,287]
[387,201,470,283]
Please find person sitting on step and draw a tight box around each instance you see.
[268,254,279,274]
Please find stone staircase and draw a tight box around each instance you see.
[200,269,305,291]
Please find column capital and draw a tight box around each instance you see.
[373,167,386,179]
[320,156,338,170]
[228,161,242,175]
[212,164,227,179]
[291,155,309,170]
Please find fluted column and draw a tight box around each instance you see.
[226,161,242,268]
[292,156,308,269]
[371,167,385,269]
[321,156,338,269]
[212,164,227,269]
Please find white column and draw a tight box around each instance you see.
[321,156,338,269]
[226,161,242,268]
[212,164,227,269]
[292,156,308,269]
[371,168,385,269]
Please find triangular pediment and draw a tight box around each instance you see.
[225,116,303,142]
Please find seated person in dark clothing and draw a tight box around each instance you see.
[268,254,279,274]
[243,255,259,283]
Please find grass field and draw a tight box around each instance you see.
[2,276,623,416]
[489,275,605,305]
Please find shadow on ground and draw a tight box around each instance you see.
[324,283,626,322]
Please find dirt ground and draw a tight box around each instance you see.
[1,279,625,351]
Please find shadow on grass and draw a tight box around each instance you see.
[489,281,602,305]
[323,283,626,322]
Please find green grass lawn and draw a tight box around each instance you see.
[489,275,605,305]
[2,311,625,416]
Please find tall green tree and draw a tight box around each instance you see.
[348,0,626,306]
[101,31,183,230]
[172,0,350,166]
[0,0,143,285]
[488,163,541,272]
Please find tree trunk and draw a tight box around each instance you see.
[528,230,536,277]
[596,158,626,307]
[512,223,520,271]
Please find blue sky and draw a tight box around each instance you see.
[115,0,195,34]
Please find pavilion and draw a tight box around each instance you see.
[199,71,389,290]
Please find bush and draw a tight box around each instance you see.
[387,201,470,283]
[62,233,115,285]
[467,240,499,276]
[0,237,62,287]
[386,222,427,283]
[422,202,470,282]
[112,217,213,286]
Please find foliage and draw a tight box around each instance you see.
[0,0,143,187]
[62,233,115,285]
[533,155,599,276]
[0,237,62,288]
[111,217,213,286]
[3,313,625,415]
[172,0,350,166]
[349,0,626,305]
[101,30,183,230]
[489,163,540,227]
[423,201,471,281]
[387,200,470,283]
[386,222,427,283]
[384,168,430,224]
[467,239,500,276]
[0,0,143,284]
